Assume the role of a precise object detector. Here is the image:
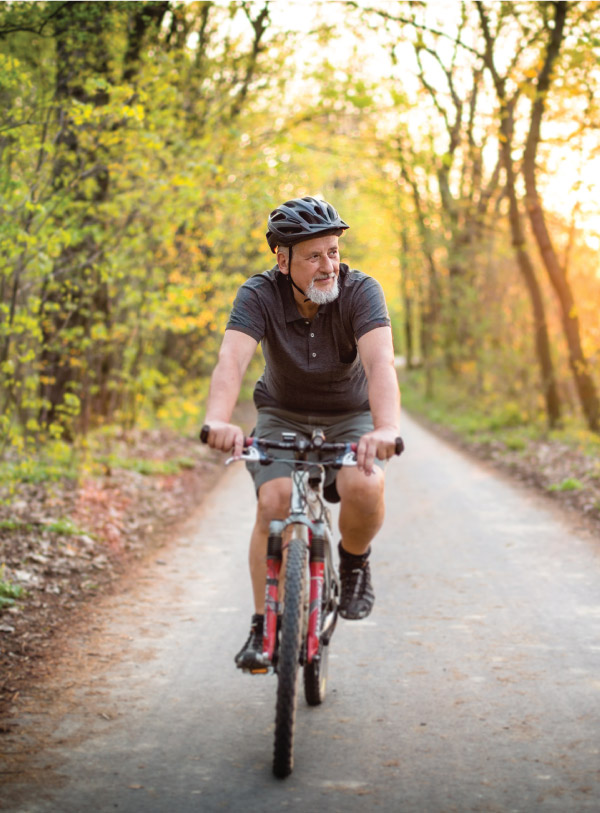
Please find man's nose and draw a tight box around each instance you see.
[319,254,334,272]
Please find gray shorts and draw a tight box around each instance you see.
[246,406,384,495]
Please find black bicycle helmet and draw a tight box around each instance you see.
[266,196,349,253]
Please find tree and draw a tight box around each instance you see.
[521,0,599,431]
[477,0,562,428]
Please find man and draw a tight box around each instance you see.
[202,196,401,670]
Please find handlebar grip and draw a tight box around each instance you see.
[395,437,404,456]
[200,424,210,444]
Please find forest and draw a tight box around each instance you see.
[1,0,599,469]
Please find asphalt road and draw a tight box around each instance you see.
[4,413,600,812]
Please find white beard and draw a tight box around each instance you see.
[304,274,340,305]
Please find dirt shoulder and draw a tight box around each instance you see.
[0,405,256,723]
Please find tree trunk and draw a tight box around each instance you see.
[399,227,415,369]
[476,3,561,428]
[522,1,599,431]
[397,142,441,398]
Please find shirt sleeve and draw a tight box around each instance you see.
[351,275,391,340]
[226,279,266,342]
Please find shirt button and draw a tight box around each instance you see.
[312,352,317,358]
[310,332,315,338]
[305,321,310,325]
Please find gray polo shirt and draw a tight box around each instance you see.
[226,264,390,415]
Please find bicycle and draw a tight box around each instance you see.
[200,425,404,778]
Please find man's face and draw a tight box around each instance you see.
[278,234,341,305]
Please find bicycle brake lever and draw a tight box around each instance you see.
[225,446,262,465]
[339,451,357,467]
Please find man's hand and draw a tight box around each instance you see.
[203,420,245,459]
[356,426,400,475]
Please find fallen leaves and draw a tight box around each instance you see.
[0,427,223,717]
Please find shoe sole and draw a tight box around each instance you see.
[338,605,374,620]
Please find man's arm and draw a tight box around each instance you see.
[356,326,401,474]
[203,329,258,457]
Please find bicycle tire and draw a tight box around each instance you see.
[303,548,337,706]
[272,535,307,779]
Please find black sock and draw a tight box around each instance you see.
[338,541,370,564]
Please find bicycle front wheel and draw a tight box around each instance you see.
[272,535,307,779]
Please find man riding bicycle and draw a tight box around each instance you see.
[202,196,401,670]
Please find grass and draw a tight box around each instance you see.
[0,517,86,535]
[0,519,33,532]
[547,478,584,493]
[44,518,86,535]
[94,455,197,476]
[400,369,600,455]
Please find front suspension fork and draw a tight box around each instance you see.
[307,534,325,664]
[262,523,326,666]
[263,528,282,663]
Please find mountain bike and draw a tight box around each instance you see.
[200,425,404,778]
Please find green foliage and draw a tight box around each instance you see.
[44,518,86,535]
[0,440,79,486]
[403,369,600,473]
[547,478,584,493]
[0,519,32,531]
[106,457,182,477]
[0,565,25,608]
[0,0,598,482]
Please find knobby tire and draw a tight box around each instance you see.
[272,536,306,779]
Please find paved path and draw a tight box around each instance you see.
[3,414,600,811]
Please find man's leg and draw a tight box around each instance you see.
[335,466,385,619]
[235,476,291,669]
[336,466,385,554]
[249,477,291,612]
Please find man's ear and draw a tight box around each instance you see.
[276,249,289,274]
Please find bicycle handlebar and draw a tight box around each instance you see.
[199,424,404,457]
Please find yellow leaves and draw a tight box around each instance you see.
[121,104,145,122]
[171,174,196,188]
[26,417,40,433]
[91,323,109,342]
[70,102,95,127]
[170,315,190,332]
[0,53,20,69]
[46,229,72,260]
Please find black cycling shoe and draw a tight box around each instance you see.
[234,613,267,671]
[338,543,375,620]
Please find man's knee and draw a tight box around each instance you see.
[338,469,384,513]
[256,477,291,525]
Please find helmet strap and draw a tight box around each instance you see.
[287,244,310,303]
